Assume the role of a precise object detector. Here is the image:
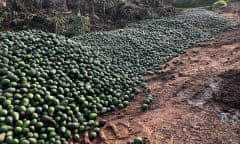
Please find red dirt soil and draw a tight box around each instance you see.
[76,2,240,144]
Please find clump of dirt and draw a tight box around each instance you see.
[175,77,222,107]
[217,1,240,23]
[214,69,240,110]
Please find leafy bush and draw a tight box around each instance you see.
[213,0,228,9]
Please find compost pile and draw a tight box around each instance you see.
[0,9,237,143]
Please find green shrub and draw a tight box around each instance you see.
[165,0,216,8]
[213,0,228,9]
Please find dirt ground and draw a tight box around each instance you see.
[78,2,240,144]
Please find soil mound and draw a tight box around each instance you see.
[214,69,240,110]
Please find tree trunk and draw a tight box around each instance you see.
[103,0,106,17]
[55,21,58,34]
[53,0,55,9]
[40,0,42,9]
[236,7,239,16]
[91,0,95,15]
[64,0,67,11]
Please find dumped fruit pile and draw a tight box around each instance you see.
[74,9,236,73]
[0,30,141,143]
[0,9,237,143]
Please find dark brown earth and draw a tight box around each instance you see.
[0,0,176,36]
[75,2,240,144]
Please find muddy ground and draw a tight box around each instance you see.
[77,2,240,144]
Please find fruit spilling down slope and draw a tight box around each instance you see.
[0,30,142,143]
[74,9,236,74]
[0,9,237,143]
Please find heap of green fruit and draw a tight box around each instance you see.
[0,9,236,143]
[0,30,141,143]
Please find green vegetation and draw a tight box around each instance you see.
[165,0,216,8]
[167,0,230,9]
[0,9,237,143]
[0,11,9,26]
[213,0,228,9]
